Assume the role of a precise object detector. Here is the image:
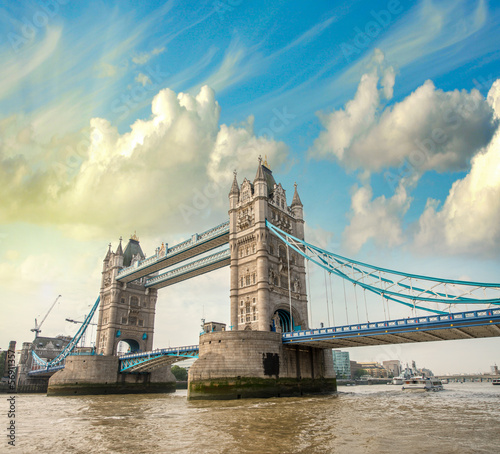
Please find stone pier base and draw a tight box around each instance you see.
[47,355,176,396]
[188,331,336,400]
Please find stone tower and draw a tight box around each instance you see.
[95,235,158,355]
[229,158,308,333]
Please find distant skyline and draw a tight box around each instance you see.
[1,0,499,375]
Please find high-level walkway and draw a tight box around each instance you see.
[116,221,229,284]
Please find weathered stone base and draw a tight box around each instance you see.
[189,377,337,400]
[188,330,336,400]
[47,381,176,396]
[47,355,176,396]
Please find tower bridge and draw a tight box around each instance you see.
[21,158,500,398]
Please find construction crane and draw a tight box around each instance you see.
[65,316,97,347]
[31,295,62,338]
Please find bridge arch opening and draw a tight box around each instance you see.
[116,339,140,355]
[273,309,296,332]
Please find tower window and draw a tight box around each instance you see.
[121,317,127,324]
[130,296,139,307]
[138,319,144,327]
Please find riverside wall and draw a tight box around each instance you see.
[188,331,336,400]
[47,355,176,396]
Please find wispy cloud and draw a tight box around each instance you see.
[0,27,61,99]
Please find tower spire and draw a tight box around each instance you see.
[254,155,265,182]
[116,236,123,256]
[229,170,239,196]
[291,182,303,207]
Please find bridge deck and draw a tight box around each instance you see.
[145,248,230,289]
[117,222,229,283]
[282,309,500,349]
[119,345,199,373]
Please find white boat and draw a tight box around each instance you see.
[493,379,500,385]
[402,376,444,392]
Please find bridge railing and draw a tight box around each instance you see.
[145,248,230,287]
[282,308,500,340]
[117,221,229,279]
[119,345,200,360]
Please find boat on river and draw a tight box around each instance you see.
[402,376,444,392]
[493,379,500,385]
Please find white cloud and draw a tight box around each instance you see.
[413,80,500,257]
[343,182,411,254]
[0,85,288,238]
[135,72,152,86]
[309,50,497,174]
[132,47,166,65]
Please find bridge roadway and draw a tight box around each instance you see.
[28,309,500,376]
[282,308,500,348]
[116,221,229,284]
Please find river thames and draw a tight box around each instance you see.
[9,382,500,453]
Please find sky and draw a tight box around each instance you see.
[1,0,499,375]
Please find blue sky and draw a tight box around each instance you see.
[1,0,500,374]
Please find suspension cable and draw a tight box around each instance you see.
[286,245,293,331]
[324,270,331,326]
[342,274,349,325]
[329,272,336,326]
[306,258,312,328]
[354,283,360,324]
[363,288,369,321]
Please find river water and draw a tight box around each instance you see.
[7,382,500,453]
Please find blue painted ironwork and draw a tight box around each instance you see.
[27,364,65,376]
[117,221,229,281]
[119,345,199,373]
[145,248,230,288]
[266,220,500,314]
[282,308,500,343]
[31,296,101,368]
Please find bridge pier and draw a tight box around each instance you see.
[188,331,336,400]
[47,355,176,396]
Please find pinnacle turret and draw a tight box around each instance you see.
[229,170,239,196]
[291,183,303,207]
[254,155,265,182]
[116,237,123,256]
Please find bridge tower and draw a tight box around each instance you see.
[188,158,336,400]
[95,235,158,355]
[229,157,308,332]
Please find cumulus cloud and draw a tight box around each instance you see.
[0,85,288,238]
[343,181,411,254]
[413,79,500,257]
[309,50,497,174]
